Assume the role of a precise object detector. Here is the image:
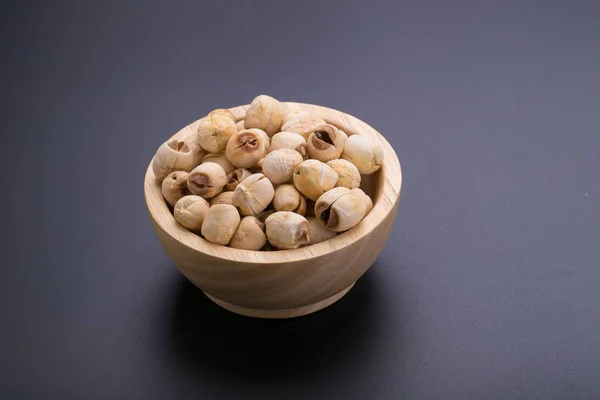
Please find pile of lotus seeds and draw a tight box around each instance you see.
[152,95,384,251]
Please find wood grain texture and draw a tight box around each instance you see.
[144,102,402,318]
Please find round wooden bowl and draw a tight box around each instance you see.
[144,102,402,318]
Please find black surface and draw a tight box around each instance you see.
[1,1,599,399]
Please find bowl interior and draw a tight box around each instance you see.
[144,102,402,263]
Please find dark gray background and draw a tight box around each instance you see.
[1,1,599,399]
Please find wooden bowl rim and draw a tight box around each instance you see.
[144,102,402,264]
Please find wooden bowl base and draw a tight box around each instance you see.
[203,283,356,319]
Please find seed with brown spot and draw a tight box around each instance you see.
[226,129,270,168]
[161,171,191,206]
[314,187,366,232]
[187,162,227,199]
[307,124,346,162]
[152,139,195,181]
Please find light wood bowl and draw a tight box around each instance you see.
[144,102,402,318]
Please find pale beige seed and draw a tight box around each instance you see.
[225,168,252,191]
[262,149,303,184]
[307,124,346,162]
[244,95,287,136]
[229,216,267,251]
[272,185,306,215]
[265,211,309,250]
[197,109,237,153]
[315,187,366,232]
[226,128,270,169]
[351,188,374,215]
[341,134,384,174]
[174,195,210,233]
[292,159,338,201]
[270,131,307,158]
[161,171,191,206]
[210,191,235,206]
[187,162,227,199]
[152,139,195,181]
[306,216,337,245]
[232,173,275,216]
[202,153,236,175]
[327,159,361,189]
[201,204,241,245]
[273,184,301,212]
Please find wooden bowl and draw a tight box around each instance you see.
[144,102,402,318]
